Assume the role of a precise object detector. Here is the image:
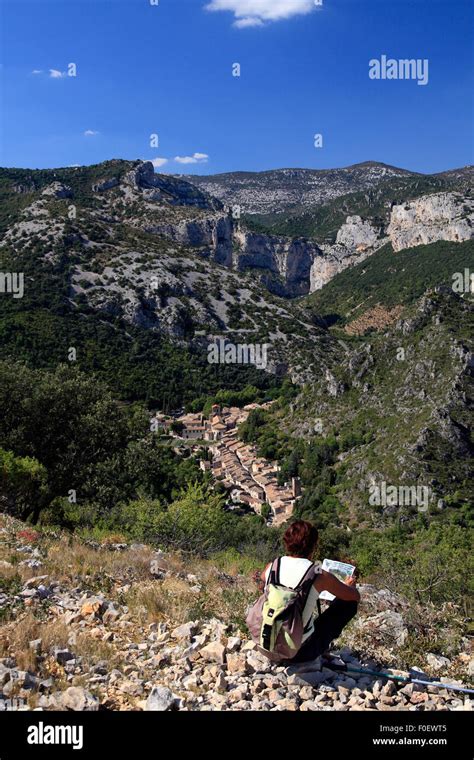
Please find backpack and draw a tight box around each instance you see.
[246,557,321,662]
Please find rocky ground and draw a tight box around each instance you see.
[0,515,472,712]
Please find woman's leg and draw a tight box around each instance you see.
[291,599,358,663]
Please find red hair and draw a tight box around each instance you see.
[283,520,318,558]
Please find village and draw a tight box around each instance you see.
[150,404,300,525]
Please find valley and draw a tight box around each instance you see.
[1,0,472,724]
[0,156,472,715]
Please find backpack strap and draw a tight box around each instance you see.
[267,557,281,587]
[296,562,322,614]
[296,561,320,590]
[275,557,281,585]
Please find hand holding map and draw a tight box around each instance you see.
[319,559,356,601]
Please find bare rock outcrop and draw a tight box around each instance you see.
[234,230,322,297]
[123,161,221,211]
[41,182,73,199]
[335,215,380,249]
[92,177,119,193]
[388,192,474,252]
[310,216,386,291]
[145,215,233,267]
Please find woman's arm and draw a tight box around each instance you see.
[252,562,271,593]
[314,569,360,602]
[260,562,271,584]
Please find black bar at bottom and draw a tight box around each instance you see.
[0,710,470,758]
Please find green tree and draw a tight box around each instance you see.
[0,448,47,520]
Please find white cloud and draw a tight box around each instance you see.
[150,157,169,168]
[204,0,317,27]
[49,69,66,78]
[234,16,264,27]
[84,129,99,137]
[174,152,209,165]
[31,69,43,75]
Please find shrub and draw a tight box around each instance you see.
[0,448,47,520]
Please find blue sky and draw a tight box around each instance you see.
[1,0,473,174]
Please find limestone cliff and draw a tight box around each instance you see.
[233,230,322,297]
[387,192,474,252]
[310,216,387,291]
[91,163,474,297]
[143,215,234,267]
[3,161,473,307]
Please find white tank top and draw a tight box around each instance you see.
[264,556,319,642]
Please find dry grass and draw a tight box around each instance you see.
[0,562,20,583]
[73,631,117,669]
[0,610,119,676]
[1,515,258,665]
[125,578,195,625]
[125,562,256,631]
[40,537,156,587]
[0,613,70,671]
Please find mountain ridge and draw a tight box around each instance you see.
[182,160,474,181]
[2,159,472,303]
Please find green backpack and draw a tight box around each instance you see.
[246,558,321,661]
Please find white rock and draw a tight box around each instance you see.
[200,641,226,664]
[171,621,197,641]
[388,192,474,252]
[426,653,451,672]
[226,636,241,653]
[145,686,176,711]
[59,687,99,711]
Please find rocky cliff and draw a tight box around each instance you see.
[121,161,222,211]
[184,166,473,292]
[108,165,373,296]
[388,192,474,252]
[310,216,387,291]
[124,163,318,295]
[239,191,474,294]
[3,161,472,302]
[143,214,234,267]
[290,191,474,293]
[233,230,322,296]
